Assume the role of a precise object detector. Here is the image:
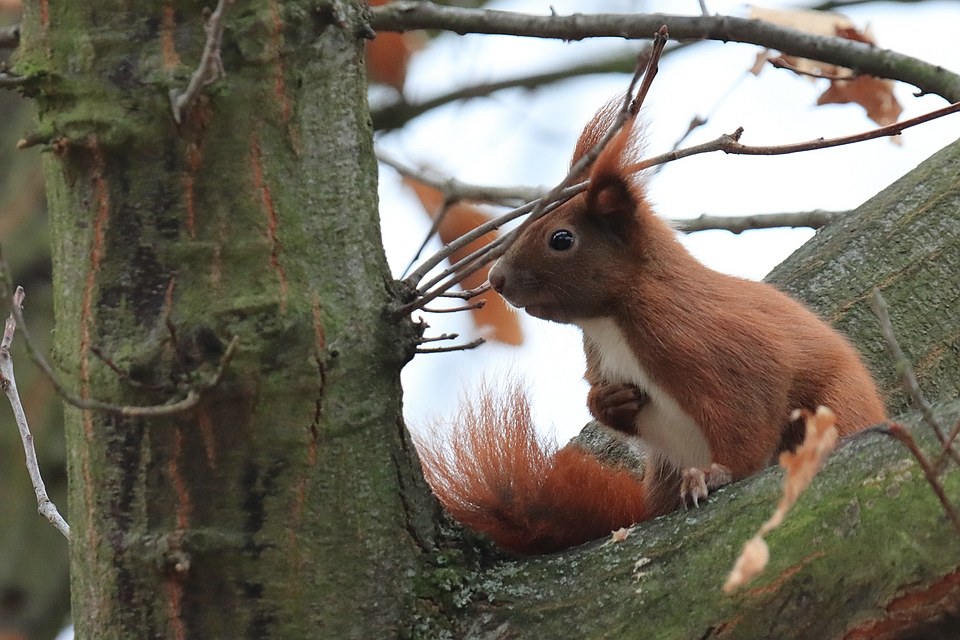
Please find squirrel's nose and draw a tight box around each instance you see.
[488,262,506,293]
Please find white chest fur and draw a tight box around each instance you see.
[577,318,712,470]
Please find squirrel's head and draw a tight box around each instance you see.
[489,108,666,325]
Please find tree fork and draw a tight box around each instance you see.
[17,0,436,637]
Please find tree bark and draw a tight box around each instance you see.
[17,1,436,637]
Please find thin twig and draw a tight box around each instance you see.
[1,288,70,538]
[90,346,167,391]
[935,418,960,470]
[440,283,491,300]
[884,423,960,536]
[698,0,710,16]
[401,184,580,290]
[370,5,960,102]
[422,300,486,313]
[673,210,843,234]
[625,100,960,173]
[869,289,947,442]
[768,55,855,81]
[7,285,239,417]
[372,50,659,132]
[415,337,486,354]
[417,333,459,344]
[170,0,230,125]
[379,151,542,206]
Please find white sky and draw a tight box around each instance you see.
[375,0,960,443]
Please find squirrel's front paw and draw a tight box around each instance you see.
[681,463,734,508]
[587,383,649,435]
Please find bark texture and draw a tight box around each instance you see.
[17,1,436,637]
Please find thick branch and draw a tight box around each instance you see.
[371,5,960,102]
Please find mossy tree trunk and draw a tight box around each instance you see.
[16,1,436,637]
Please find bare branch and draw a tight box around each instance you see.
[0,24,18,50]
[415,337,486,354]
[379,151,541,206]
[1,287,70,538]
[884,423,960,536]
[370,5,960,102]
[673,210,843,234]
[372,51,647,132]
[627,100,960,173]
[170,0,229,125]
[440,283,492,300]
[422,300,486,313]
[416,333,460,344]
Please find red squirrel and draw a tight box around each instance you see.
[418,101,886,554]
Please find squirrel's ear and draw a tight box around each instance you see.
[587,175,637,240]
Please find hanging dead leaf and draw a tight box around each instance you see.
[724,406,839,592]
[818,76,903,128]
[403,178,524,346]
[365,0,425,91]
[749,6,901,129]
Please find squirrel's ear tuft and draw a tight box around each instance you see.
[586,119,639,240]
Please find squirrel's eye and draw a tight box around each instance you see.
[549,230,575,251]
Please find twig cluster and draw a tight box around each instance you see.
[396,27,670,333]
[1,287,70,538]
[170,0,230,125]
[871,289,960,535]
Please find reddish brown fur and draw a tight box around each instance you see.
[415,384,649,555]
[490,103,887,517]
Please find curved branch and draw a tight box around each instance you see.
[371,4,960,102]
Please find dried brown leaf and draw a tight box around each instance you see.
[725,406,839,592]
[723,535,769,594]
[749,7,900,128]
[817,76,904,128]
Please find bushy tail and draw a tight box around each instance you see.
[414,383,650,555]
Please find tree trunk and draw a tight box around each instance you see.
[17,1,435,637]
